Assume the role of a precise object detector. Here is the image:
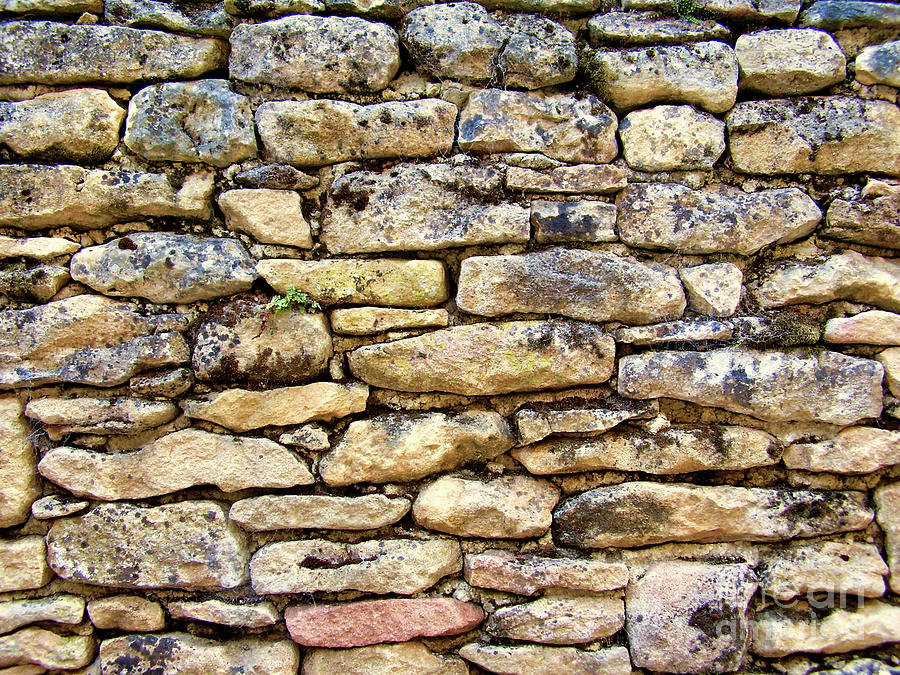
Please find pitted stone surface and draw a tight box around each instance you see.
[735,29,845,95]
[589,12,729,45]
[105,0,234,37]
[219,189,312,248]
[459,644,632,675]
[679,263,743,317]
[620,105,725,171]
[505,164,627,193]
[822,195,900,249]
[799,1,900,30]
[464,551,629,595]
[486,595,624,645]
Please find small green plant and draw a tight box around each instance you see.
[266,286,322,314]
[675,0,706,23]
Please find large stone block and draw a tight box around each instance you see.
[230,494,410,532]
[735,29,845,95]
[486,595,624,644]
[0,396,38,528]
[822,196,900,250]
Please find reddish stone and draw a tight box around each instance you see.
[285,598,484,648]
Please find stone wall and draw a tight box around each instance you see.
[0,0,899,672]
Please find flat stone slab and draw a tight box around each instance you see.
[822,195,900,249]
[486,595,624,644]
[459,644,632,675]
[303,642,468,675]
[166,600,279,628]
[219,188,312,248]
[330,307,449,335]
[26,396,178,437]
[230,494,411,532]
[0,396,38,529]
[530,200,617,243]
[614,319,733,345]
[105,0,234,37]
[504,164,627,193]
[735,28,845,95]
[799,0,900,30]
[784,427,900,474]
[0,595,83,635]
[514,395,658,444]
[0,627,95,671]
[875,482,900,594]
[464,550,629,595]
[626,0,801,21]
[589,11,729,45]
[825,310,900,344]
[679,262,743,317]
[0,235,79,260]
[88,595,165,632]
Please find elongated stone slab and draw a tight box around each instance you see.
[823,195,900,249]
[304,642,468,675]
[505,164,627,194]
[250,538,461,594]
[530,200,617,243]
[875,482,900,594]
[321,163,530,253]
[88,596,165,632]
[487,596,624,644]
[799,1,900,30]
[514,396,658,444]
[618,348,884,425]
[230,494,410,532]
[46,501,249,589]
[512,425,780,475]
[0,235,79,260]
[783,427,900,474]
[614,319,733,345]
[626,0,801,22]
[0,396,38,528]
[616,183,821,254]
[456,249,685,324]
[553,482,873,548]
[589,11,729,45]
[0,628,94,671]
[0,164,213,229]
[330,307,449,335]
[105,0,234,37]
[459,644,632,675]
[0,595,84,635]
[464,551,629,595]
[26,396,178,437]
[349,320,615,395]
[320,411,514,486]
[38,429,314,500]
[825,310,900,344]
[167,600,279,628]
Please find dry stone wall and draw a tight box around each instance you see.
[0,0,899,673]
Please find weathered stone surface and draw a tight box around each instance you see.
[286,599,483,647]
[218,189,311,248]
[457,248,685,324]
[26,396,177,437]
[827,311,900,344]
[321,163,529,253]
[303,642,468,675]
[46,501,248,589]
[225,0,324,17]
[626,0,801,21]
[584,41,738,113]
[0,89,124,163]
[784,427,900,474]
[0,235,78,260]
[554,482,873,548]
[256,99,456,167]
[617,183,821,254]
[726,97,900,175]
[230,15,399,92]
[0,295,190,389]
[879,347,900,397]
[167,600,279,628]
[0,596,84,635]
[183,382,367,431]
[459,89,617,163]
[495,14,577,89]
[800,1,900,30]
[105,0,233,37]
[0,538,51,593]
[0,397,38,529]
[822,195,900,249]
[736,29,845,95]
[856,40,900,86]
[753,602,900,656]
[514,396,658,444]
[279,424,330,450]
[615,319,733,345]
[320,411,514,486]
[618,348,884,425]
[331,308,449,335]
[531,200,616,243]
[87,596,164,632]
[487,596,623,645]
[0,21,226,84]
[0,0,102,14]
[31,495,88,520]
[755,251,900,311]
[349,320,616,395]
[513,425,779,475]
[235,164,318,190]
[875,482,900,593]
[193,300,331,383]
[259,258,449,307]
[0,263,68,303]
[0,165,213,229]
[465,551,628,595]
[130,367,194,398]
[71,233,256,304]
[816,659,900,675]
[620,105,725,171]
[230,494,410,531]
[459,644,631,675]
[124,80,255,167]
[505,164,627,193]
[39,429,314,499]
[589,11,729,45]
[99,634,299,675]
[0,628,94,671]
[413,475,559,538]
[679,263,744,317]
[627,561,757,673]
[758,541,888,601]
[251,538,461,594]
[324,0,432,19]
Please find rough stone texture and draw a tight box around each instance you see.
[38,429,314,499]
[589,12,729,45]
[323,0,431,19]
[225,0,325,17]
[250,538,461,594]
[0,538,51,593]
[46,501,249,589]
[229,15,400,92]
[303,642,468,675]
[26,396,177,438]
[130,368,194,398]
[0,89,124,163]
[618,348,884,425]
[514,396,658,444]
[0,263,68,303]
[799,1,900,30]
[182,382,368,432]
[875,482,900,593]
[458,89,617,164]
[726,97,900,175]
[530,200,617,243]
[167,600,279,628]
[554,482,873,549]
[822,195,900,250]
[258,258,449,307]
[753,602,900,656]
[459,644,632,675]
[413,475,559,538]
[70,233,257,304]
[0,164,213,229]
[464,550,629,595]
[105,0,233,37]
[349,320,616,395]
[626,0,801,21]
[627,561,757,674]
[88,596,165,632]
[0,628,94,671]
[783,427,900,474]
[615,319,733,345]
[0,21,226,85]
[456,249,685,324]
[218,189,312,248]
[279,424,330,450]
[124,80,256,167]
[856,40,900,86]
[285,599,483,647]
[512,425,779,475]
[1,0,102,13]
[0,235,79,260]
[736,29,845,95]
[754,251,900,311]
[192,300,331,383]
[505,164,628,194]
[320,411,514,486]
[31,495,88,520]
[486,595,623,645]
[620,105,725,171]
[320,163,530,253]
[0,397,38,529]
[495,14,577,89]
[331,307,449,334]
[617,183,821,255]
[826,311,900,344]
[879,348,900,398]
[0,596,84,635]
[256,99,456,167]
[584,41,738,113]
[235,164,318,190]
[230,494,410,531]
[99,634,299,675]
